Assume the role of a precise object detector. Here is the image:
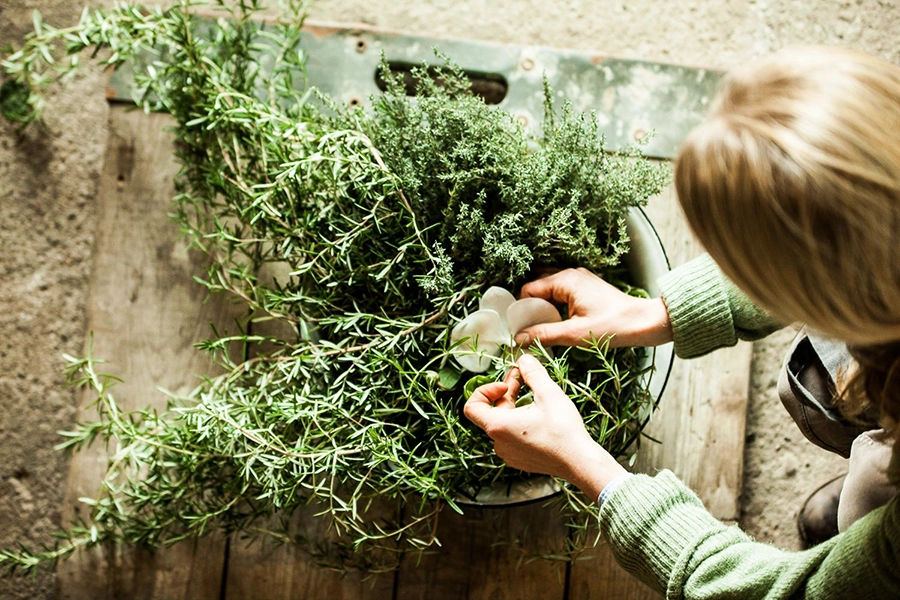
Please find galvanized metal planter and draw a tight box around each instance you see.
[461,206,673,506]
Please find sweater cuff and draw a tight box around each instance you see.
[597,472,633,507]
[658,254,737,359]
[598,470,730,594]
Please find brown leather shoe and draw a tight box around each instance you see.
[797,474,846,549]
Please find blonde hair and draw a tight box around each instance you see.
[675,46,900,436]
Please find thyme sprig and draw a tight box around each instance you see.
[0,0,670,574]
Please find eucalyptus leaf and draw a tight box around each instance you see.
[438,364,463,390]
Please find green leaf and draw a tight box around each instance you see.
[514,391,534,407]
[463,374,495,399]
[32,10,43,36]
[0,79,33,123]
[437,364,462,389]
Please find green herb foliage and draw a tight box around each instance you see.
[0,0,670,574]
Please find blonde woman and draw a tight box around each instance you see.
[465,46,900,598]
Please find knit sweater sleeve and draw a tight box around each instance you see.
[598,470,900,599]
[658,254,783,359]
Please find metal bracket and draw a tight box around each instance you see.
[107,19,722,160]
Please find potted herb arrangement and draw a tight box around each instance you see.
[0,0,671,573]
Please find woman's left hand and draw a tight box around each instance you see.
[463,354,627,500]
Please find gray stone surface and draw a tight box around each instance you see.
[1,2,114,598]
[3,0,895,597]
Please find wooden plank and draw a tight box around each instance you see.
[635,347,752,519]
[56,106,238,600]
[394,501,568,600]
[569,544,661,600]
[223,506,397,600]
[221,262,396,600]
[636,184,752,520]
[567,183,753,599]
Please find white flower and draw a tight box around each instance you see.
[450,286,562,373]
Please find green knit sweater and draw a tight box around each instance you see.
[658,253,783,358]
[596,255,900,599]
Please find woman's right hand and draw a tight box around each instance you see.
[516,268,673,349]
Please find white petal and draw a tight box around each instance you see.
[479,287,517,323]
[451,309,509,346]
[455,341,501,373]
[506,298,562,338]
[450,310,509,372]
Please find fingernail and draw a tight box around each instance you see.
[502,367,521,382]
[518,353,538,365]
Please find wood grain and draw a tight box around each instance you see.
[56,106,237,600]
[394,500,568,600]
[222,507,397,600]
[568,544,662,600]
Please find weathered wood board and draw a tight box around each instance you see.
[394,501,569,600]
[55,107,238,599]
[221,509,396,600]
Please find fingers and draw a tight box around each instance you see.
[503,367,522,398]
[515,319,599,347]
[468,381,509,406]
[519,270,575,305]
[492,370,519,410]
[516,354,566,403]
[464,381,511,430]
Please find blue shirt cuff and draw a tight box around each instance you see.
[597,473,633,507]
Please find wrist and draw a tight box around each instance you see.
[630,297,673,347]
[560,437,628,500]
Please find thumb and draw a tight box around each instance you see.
[516,319,595,348]
[464,381,510,431]
[516,354,567,405]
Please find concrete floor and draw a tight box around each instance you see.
[2,0,897,597]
